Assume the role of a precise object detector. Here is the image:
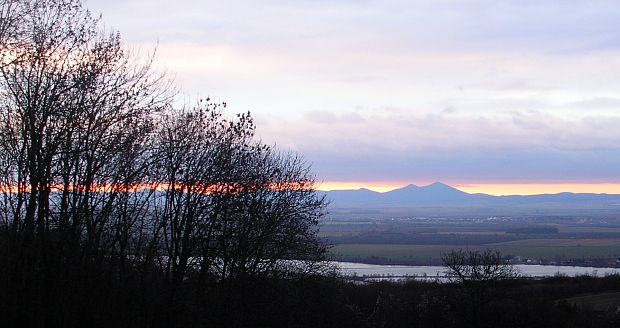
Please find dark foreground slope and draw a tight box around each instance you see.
[2,250,620,327]
[184,274,620,328]
[14,272,620,328]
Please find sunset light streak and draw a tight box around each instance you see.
[316,181,412,193]
[453,183,620,196]
[0,182,313,195]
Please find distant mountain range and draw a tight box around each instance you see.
[322,182,620,210]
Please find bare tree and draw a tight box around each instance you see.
[151,102,328,325]
[153,101,328,282]
[0,1,329,326]
[153,104,241,281]
[0,0,170,325]
[211,147,328,283]
[442,249,517,283]
[442,249,518,328]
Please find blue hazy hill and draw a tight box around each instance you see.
[322,182,620,210]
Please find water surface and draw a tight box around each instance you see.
[336,261,620,280]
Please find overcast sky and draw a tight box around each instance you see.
[86,0,620,193]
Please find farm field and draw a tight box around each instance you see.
[329,243,620,266]
[323,214,620,266]
[491,239,620,247]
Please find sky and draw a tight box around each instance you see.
[86,0,620,195]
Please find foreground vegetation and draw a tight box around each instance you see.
[0,1,326,326]
[334,274,620,328]
[4,263,620,327]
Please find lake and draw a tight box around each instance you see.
[336,261,620,280]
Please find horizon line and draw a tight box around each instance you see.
[316,181,620,196]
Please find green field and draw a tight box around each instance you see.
[323,215,620,266]
[491,239,620,247]
[330,243,620,266]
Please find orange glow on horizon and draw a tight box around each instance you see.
[317,181,420,193]
[317,181,620,196]
[0,181,310,195]
[454,183,620,196]
[4,182,620,196]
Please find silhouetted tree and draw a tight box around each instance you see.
[151,102,329,325]
[212,147,328,282]
[0,1,328,327]
[150,103,253,324]
[442,249,517,328]
[0,0,169,325]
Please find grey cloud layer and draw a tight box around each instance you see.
[89,0,620,53]
[258,108,620,182]
[86,0,620,182]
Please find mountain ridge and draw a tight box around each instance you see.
[321,182,620,209]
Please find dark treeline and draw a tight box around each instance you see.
[0,0,327,327]
[326,274,620,328]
